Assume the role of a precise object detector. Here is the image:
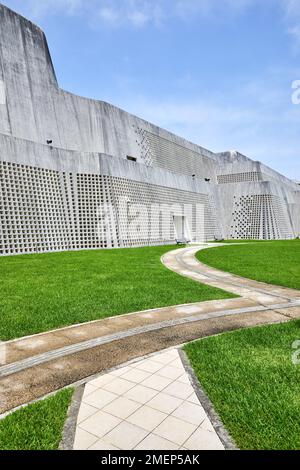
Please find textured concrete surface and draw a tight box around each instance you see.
[3,297,258,365]
[3,301,296,379]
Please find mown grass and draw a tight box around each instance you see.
[0,389,73,450]
[185,321,300,450]
[197,239,300,290]
[0,246,234,340]
[211,239,279,243]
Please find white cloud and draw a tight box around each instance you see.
[175,0,256,20]
[281,0,300,18]
[5,0,300,46]
[48,0,160,28]
[288,25,300,46]
[94,2,153,29]
[280,0,300,49]
[93,1,163,29]
[98,6,120,26]
[128,10,150,27]
[7,0,254,26]
[13,0,83,18]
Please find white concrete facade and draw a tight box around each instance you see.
[0,4,299,255]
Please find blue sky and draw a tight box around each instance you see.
[3,0,300,179]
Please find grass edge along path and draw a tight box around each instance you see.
[197,240,300,291]
[0,388,74,450]
[185,320,300,450]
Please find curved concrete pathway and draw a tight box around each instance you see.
[162,243,300,304]
[1,244,299,415]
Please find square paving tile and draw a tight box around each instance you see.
[127,405,168,432]
[177,374,191,385]
[88,440,119,450]
[77,403,98,424]
[187,392,200,404]
[157,365,183,380]
[200,417,215,433]
[79,410,121,438]
[108,365,132,377]
[154,415,197,446]
[184,427,224,450]
[154,351,177,361]
[151,351,178,366]
[135,434,179,450]
[121,368,152,384]
[124,384,158,404]
[89,374,115,389]
[73,428,98,450]
[103,377,136,395]
[172,401,206,426]
[134,360,164,374]
[83,383,98,398]
[103,396,141,419]
[163,381,193,400]
[141,374,173,392]
[83,388,118,409]
[103,421,149,450]
[169,358,185,370]
[147,392,183,414]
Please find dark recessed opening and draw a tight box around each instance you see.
[127,155,137,162]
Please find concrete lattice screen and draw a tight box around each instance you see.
[217,172,262,184]
[230,195,294,240]
[0,161,219,255]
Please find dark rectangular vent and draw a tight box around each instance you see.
[127,156,137,162]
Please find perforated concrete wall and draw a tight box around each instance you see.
[0,161,70,254]
[138,129,217,181]
[217,172,262,184]
[229,194,294,240]
[0,159,220,255]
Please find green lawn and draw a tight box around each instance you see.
[211,239,280,243]
[0,246,234,341]
[185,321,300,450]
[197,239,300,290]
[0,389,73,450]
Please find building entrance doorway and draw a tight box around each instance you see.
[173,215,191,244]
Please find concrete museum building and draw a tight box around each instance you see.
[0,4,299,256]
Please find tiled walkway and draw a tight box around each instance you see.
[73,348,224,450]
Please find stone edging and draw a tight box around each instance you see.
[60,385,85,451]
